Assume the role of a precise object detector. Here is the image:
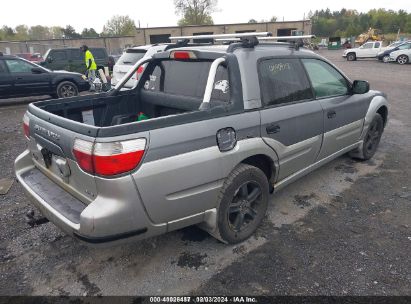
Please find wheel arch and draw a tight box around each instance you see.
[240,154,277,192]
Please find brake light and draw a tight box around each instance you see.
[136,66,144,80]
[73,139,94,174]
[23,113,30,139]
[73,138,146,176]
[170,51,197,60]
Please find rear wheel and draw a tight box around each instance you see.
[397,55,409,65]
[57,81,78,98]
[215,164,269,244]
[347,53,356,61]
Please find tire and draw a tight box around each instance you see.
[347,53,356,61]
[397,55,409,65]
[382,55,390,63]
[56,81,78,98]
[351,113,384,160]
[215,164,269,244]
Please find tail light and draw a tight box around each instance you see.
[136,66,144,80]
[23,113,30,139]
[73,138,146,177]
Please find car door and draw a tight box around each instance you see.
[357,42,374,58]
[0,60,13,98]
[258,58,324,181]
[372,41,381,57]
[4,58,51,96]
[301,58,368,160]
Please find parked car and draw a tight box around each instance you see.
[0,54,89,99]
[40,47,109,74]
[15,36,388,245]
[111,45,172,89]
[111,42,197,89]
[343,41,383,61]
[377,41,411,62]
[388,48,411,64]
[16,53,44,63]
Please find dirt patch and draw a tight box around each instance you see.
[293,193,316,209]
[177,252,207,270]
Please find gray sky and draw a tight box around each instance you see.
[1,0,410,32]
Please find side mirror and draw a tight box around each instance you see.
[352,80,370,94]
[47,57,53,63]
[31,67,44,74]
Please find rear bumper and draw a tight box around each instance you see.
[15,149,166,245]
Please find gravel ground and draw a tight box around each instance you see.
[0,50,410,296]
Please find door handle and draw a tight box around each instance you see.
[327,110,337,119]
[266,124,280,134]
[16,77,23,80]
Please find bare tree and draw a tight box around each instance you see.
[174,0,218,26]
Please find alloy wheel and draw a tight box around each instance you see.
[60,85,76,97]
[227,181,262,232]
[364,119,382,154]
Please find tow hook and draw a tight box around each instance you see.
[25,209,49,227]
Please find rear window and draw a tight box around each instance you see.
[117,50,146,65]
[143,60,230,101]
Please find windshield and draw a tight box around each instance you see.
[43,49,51,60]
[117,50,146,65]
[388,41,403,48]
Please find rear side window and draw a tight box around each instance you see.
[117,51,146,65]
[143,60,230,101]
[301,59,348,98]
[258,58,313,106]
[374,42,381,48]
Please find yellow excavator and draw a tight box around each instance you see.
[355,28,384,45]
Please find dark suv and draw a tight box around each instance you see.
[0,54,89,99]
[40,47,109,74]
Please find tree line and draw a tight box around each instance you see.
[311,8,411,37]
[0,16,136,41]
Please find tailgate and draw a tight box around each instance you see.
[26,111,97,204]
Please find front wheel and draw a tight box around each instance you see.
[351,114,384,160]
[347,53,356,61]
[397,55,409,65]
[57,81,78,98]
[215,164,269,244]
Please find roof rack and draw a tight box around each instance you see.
[169,32,272,41]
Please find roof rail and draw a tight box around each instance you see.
[215,35,316,42]
[169,32,272,41]
[218,34,316,52]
